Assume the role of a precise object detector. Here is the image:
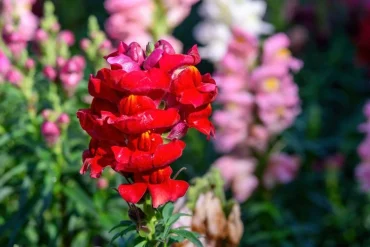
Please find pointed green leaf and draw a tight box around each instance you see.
[162,203,174,221]
[109,220,134,233]
[170,229,203,247]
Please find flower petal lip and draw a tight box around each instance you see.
[158,45,201,71]
[112,139,186,173]
[118,182,148,204]
[77,109,124,142]
[103,67,171,94]
[107,108,180,134]
[172,67,218,108]
[148,179,189,208]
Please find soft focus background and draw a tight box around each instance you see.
[2,0,370,246]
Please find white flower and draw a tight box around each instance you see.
[194,0,273,62]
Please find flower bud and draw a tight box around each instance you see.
[6,69,23,86]
[143,48,163,70]
[41,109,53,120]
[58,30,75,46]
[80,38,91,51]
[155,39,176,54]
[25,58,35,70]
[97,178,109,189]
[57,113,70,126]
[43,66,57,81]
[35,29,48,43]
[126,42,145,65]
[41,121,61,146]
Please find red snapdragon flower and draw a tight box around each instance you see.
[77,40,217,207]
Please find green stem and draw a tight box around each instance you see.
[142,195,157,240]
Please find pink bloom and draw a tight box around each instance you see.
[41,121,61,146]
[232,173,258,202]
[43,66,57,81]
[6,69,23,86]
[58,30,75,46]
[262,33,303,71]
[263,153,300,189]
[0,51,11,78]
[25,58,35,70]
[214,156,258,202]
[355,163,370,192]
[213,109,249,152]
[256,92,300,133]
[247,124,270,152]
[97,178,109,189]
[358,137,370,161]
[227,27,258,66]
[57,113,71,126]
[60,56,86,97]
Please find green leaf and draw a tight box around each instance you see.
[167,213,191,228]
[109,224,137,246]
[134,240,147,247]
[109,220,134,233]
[63,182,95,215]
[170,229,203,247]
[161,202,174,222]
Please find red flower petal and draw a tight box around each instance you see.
[119,95,157,116]
[172,67,217,108]
[77,109,124,141]
[88,73,121,103]
[148,179,189,208]
[111,140,185,173]
[107,108,180,134]
[159,45,201,71]
[118,183,147,204]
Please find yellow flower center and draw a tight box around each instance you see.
[276,48,291,58]
[262,77,280,93]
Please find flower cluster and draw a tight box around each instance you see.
[213,29,302,202]
[43,56,86,97]
[77,40,217,208]
[356,102,370,192]
[194,0,273,62]
[0,0,39,55]
[104,0,198,50]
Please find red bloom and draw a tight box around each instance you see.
[77,40,217,208]
[118,167,189,208]
[171,66,217,108]
[81,139,117,178]
[112,131,186,173]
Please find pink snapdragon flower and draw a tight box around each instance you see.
[212,28,302,202]
[355,163,370,192]
[214,156,258,202]
[59,56,86,97]
[262,33,303,71]
[1,0,38,55]
[263,153,300,189]
[41,110,70,146]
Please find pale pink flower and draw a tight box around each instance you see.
[232,173,259,202]
[213,109,249,152]
[247,124,270,151]
[355,163,370,192]
[358,137,370,161]
[58,30,75,46]
[256,92,300,133]
[262,33,303,71]
[263,153,300,189]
